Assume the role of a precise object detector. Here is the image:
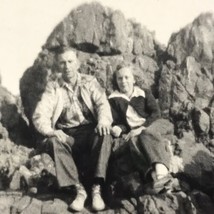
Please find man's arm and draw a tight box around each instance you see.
[32,82,57,137]
[89,78,113,135]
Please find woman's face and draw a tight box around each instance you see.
[116,67,135,97]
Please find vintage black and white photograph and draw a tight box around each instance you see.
[0,0,214,213]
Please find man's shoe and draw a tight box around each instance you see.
[92,184,105,211]
[69,184,87,212]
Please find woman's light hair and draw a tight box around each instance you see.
[112,63,137,90]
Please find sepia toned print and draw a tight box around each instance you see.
[0,1,214,213]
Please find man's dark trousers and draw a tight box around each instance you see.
[38,124,112,188]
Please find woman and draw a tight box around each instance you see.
[109,65,171,193]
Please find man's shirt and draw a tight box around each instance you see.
[56,74,94,128]
[32,73,113,136]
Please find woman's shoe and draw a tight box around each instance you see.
[144,174,173,194]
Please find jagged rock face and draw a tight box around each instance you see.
[17,2,214,213]
[0,86,36,189]
[0,138,33,189]
[159,57,214,112]
[158,13,214,199]
[159,13,214,153]
[179,132,214,191]
[44,3,156,56]
[0,86,17,128]
[167,13,214,67]
[160,13,214,112]
[20,2,161,121]
[0,86,34,147]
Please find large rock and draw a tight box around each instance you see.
[0,86,17,129]
[178,132,214,192]
[192,108,210,134]
[137,194,196,214]
[20,2,161,122]
[0,138,33,189]
[159,13,214,149]
[0,85,34,147]
[167,12,214,66]
[159,56,213,113]
[158,60,175,113]
[160,13,214,111]
[16,2,214,213]
[45,3,130,54]
[0,85,35,188]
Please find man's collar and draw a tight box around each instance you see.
[62,73,81,91]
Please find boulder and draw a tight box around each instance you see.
[20,2,160,122]
[138,193,196,214]
[158,60,175,113]
[192,108,210,134]
[178,132,214,192]
[167,13,214,66]
[159,13,214,152]
[0,138,33,189]
[209,107,214,137]
[190,190,214,214]
[0,84,34,147]
[12,2,214,213]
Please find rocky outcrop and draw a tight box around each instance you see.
[178,132,214,192]
[0,85,35,191]
[167,13,214,66]
[6,2,214,213]
[156,14,214,212]
[20,2,161,122]
[44,3,156,56]
[159,13,214,150]
[160,12,214,109]
[0,138,33,190]
[0,86,34,147]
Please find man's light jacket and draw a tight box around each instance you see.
[32,74,113,136]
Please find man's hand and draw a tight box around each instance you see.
[123,126,146,142]
[95,123,111,136]
[111,126,122,138]
[51,130,69,143]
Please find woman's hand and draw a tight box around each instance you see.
[123,126,146,142]
[111,126,122,137]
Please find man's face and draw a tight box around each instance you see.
[57,50,79,82]
[116,67,135,96]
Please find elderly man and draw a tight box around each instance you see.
[32,48,112,211]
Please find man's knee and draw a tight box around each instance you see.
[37,136,56,153]
[47,135,74,146]
[35,137,56,160]
[90,134,112,156]
[94,134,112,146]
[103,134,113,144]
[47,136,59,144]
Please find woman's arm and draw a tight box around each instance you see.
[123,126,146,142]
[143,89,161,127]
[108,98,129,137]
